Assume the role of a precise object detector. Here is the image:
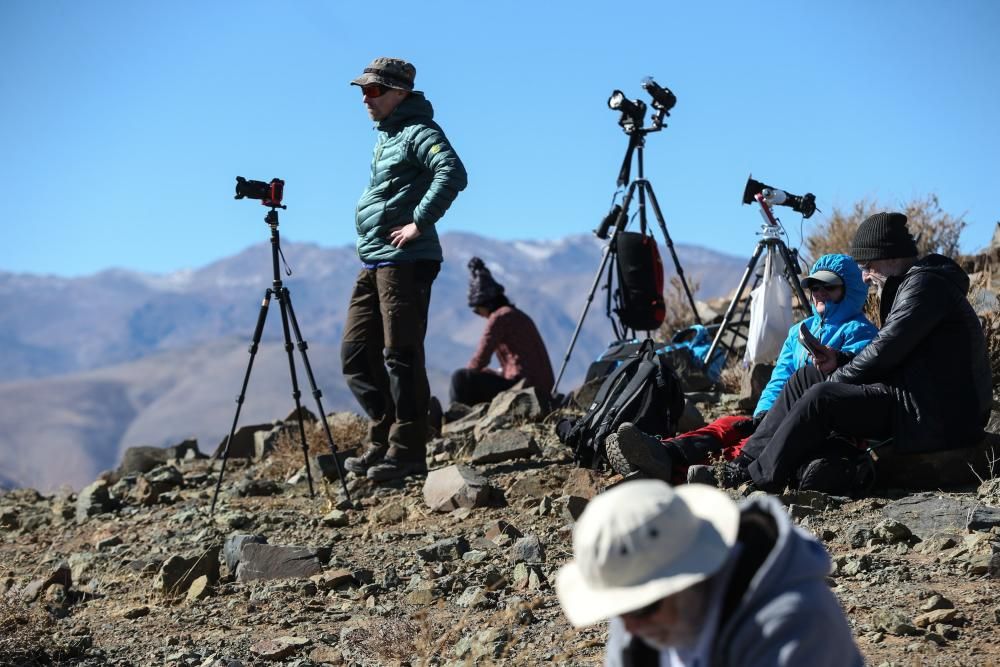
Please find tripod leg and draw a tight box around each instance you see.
[211,289,273,517]
[642,182,702,325]
[552,242,616,397]
[774,241,811,317]
[281,289,352,505]
[273,289,316,499]
[703,242,766,366]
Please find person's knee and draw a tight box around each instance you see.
[341,340,367,375]
[384,346,418,370]
[450,368,473,403]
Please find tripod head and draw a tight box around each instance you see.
[608,77,676,135]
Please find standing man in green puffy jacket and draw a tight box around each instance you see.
[342,57,468,483]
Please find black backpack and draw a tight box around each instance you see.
[584,338,669,384]
[562,339,686,469]
[613,232,666,333]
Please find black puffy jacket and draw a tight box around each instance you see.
[830,254,991,453]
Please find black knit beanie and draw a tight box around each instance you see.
[467,257,505,308]
[850,212,918,262]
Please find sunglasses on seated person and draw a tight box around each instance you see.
[807,283,843,294]
[621,598,663,621]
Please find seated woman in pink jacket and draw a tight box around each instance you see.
[450,257,555,406]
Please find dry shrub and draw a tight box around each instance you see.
[970,274,1000,387]
[0,593,54,665]
[805,194,966,265]
[984,312,1000,387]
[718,362,748,395]
[265,412,368,481]
[658,275,702,342]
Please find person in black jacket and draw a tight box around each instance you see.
[722,212,992,492]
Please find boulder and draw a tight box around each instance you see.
[75,480,115,522]
[471,431,541,465]
[442,403,489,438]
[212,423,274,460]
[423,465,493,513]
[236,543,327,582]
[117,446,169,476]
[882,492,1000,539]
[738,363,774,412]
[165,438,204,461]
[223,534,268,572]
[154,546,221,595]
[875,437,997,489]
[473,386,548,439]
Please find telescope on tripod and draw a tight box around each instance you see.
[552,77,701,397]
[702,175,817,367]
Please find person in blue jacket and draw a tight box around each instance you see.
[605,253,878,483]
[754,252,878,415]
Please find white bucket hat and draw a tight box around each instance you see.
[555,480,740,627]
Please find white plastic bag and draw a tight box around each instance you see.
[744,251,794,365]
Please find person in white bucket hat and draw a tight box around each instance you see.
[555,480,862,666]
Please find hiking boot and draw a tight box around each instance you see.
[366,457,428,483]
[344,444,387,476]
[603,432,635,477]
[719,460,753,489]
[686,464,719,487]
[612,422,673,482]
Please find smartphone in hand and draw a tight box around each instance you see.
[798,322,824,356]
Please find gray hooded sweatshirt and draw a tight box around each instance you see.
[604,495,863,667]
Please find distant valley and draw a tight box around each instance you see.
[0,232,745,490]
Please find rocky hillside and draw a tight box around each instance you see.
[0,232,745,492]
[3,386,1000,667]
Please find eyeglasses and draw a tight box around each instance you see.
[808,284,843,293]
[622,598,662,621]
[361,84,389,98]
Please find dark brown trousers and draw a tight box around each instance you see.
[340,261,439,460]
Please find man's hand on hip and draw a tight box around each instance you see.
[389,223,421,248]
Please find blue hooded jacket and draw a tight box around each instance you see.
[754,253,877,415]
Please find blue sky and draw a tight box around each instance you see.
[3,1,998,277]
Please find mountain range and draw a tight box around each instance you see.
[0,232,745,491]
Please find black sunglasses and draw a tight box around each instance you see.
[622,598,662,620]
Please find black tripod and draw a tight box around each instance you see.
[552,113,701,397]
[702,193,810,367]
[210,205,351,516]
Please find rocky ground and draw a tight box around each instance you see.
[2,387,1000,667]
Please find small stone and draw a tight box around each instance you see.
[405,588,437,605]
[96,535,123,550]
[874,519,912,543]
[120,606,150,619]
[321,510,349,528]
[919,594,954,612]
[457,586,491,609]
[372,503,407,525]
[914,608,964,628]
[186,575,211,602]
[510,535,545,564]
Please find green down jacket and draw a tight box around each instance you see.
[355,92,467,263]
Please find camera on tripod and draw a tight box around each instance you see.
[741,175,816,219]
[235,176,285,209]
[608,77,676,134]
